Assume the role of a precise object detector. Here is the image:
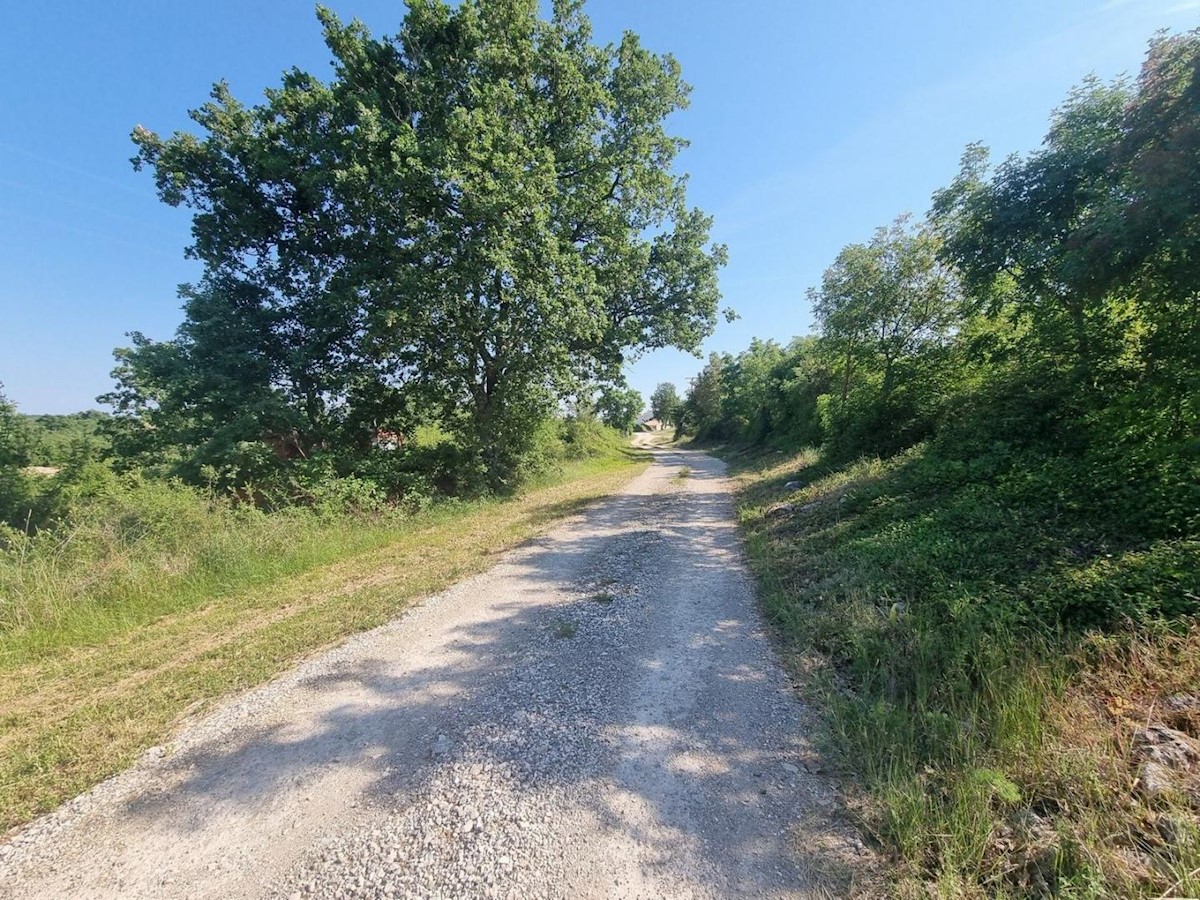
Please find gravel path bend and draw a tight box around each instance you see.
[0,440,864,899]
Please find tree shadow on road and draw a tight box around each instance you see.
[119,450,872,897]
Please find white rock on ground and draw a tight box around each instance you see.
[0,438,864,899]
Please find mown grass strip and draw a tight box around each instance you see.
[0,453,646,832]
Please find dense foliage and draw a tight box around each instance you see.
[0,388,32,526]
[594,384,643,434]
[648,381,681,425]
[111,0,726,497]
[17,412,110,467]
[700,30,1200,897]
[684,30,1199,586]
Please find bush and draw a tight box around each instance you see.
[0,470,33,532]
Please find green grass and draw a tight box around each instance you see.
[551,617,579,639]
[0,448,648,832]
[724,441,1200,898]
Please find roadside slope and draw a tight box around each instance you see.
[0,443,866,899]
[725,443,1200,897]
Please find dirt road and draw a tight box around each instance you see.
[0,441,861,899]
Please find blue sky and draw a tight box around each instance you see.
[1,0,1197,414]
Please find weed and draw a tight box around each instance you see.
[552,618,579,638]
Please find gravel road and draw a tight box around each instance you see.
[0,440,864,899]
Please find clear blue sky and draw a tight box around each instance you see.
[2,0,1197,414]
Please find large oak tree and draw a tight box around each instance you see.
[116,0,727,490]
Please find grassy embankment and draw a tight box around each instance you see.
[0,439,647,833]
[723,441,1199,898]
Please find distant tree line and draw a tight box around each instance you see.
[680,29,1200,545]
[18,412,109,467]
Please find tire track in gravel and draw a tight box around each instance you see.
[0,440,868,899]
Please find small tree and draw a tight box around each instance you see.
[595,385,643,434]
[810,216,961,405]
[649,382,681,425]
[679,357,724,438]
[806,217,961,455]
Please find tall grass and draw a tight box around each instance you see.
[728,442,1200,898]
[0,422,643,656]
[0,474,414,660]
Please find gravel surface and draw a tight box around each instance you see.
[0,440,866,899]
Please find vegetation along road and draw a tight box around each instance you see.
[3,1,1197,896]
[0,438,866,899]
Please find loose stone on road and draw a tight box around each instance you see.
[0,439,865,899]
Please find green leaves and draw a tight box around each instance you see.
[811,217,961,382]
[682,26,1199,497]
[595,384,643,434]
[123,0,726,493]
[649,382,680,424]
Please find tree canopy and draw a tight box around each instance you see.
[595,384,643,434]
[681,29,1199,532]
[116,0,727,493]
[649,381,681,424]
